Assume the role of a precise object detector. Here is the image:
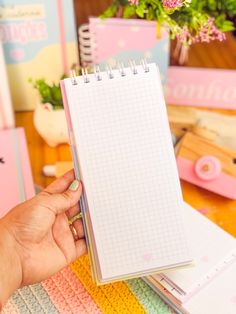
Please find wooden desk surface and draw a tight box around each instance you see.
[16,33,236,237]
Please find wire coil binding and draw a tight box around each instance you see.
[106,64,114,79]
[129,60,138,75]
[94,65,102,81]
[82,68,89,83]
[70,59,150,85]
[70,69,77,85]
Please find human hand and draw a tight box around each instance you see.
[0,170,86,306]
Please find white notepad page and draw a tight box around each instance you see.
[64,63,191,282]
[151,203,236,302]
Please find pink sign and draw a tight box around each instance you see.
[166,66,236,109]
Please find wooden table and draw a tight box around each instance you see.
[16,33,236,237]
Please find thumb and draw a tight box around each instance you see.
[38,180,82,215]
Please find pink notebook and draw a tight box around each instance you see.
[0,128,35,218]
[79,17,169,83]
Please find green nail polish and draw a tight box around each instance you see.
[69,180,80,191]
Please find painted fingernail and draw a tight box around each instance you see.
[69,180,80,191]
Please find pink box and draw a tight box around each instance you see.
[166,66,236,109]
[0,128,35,218]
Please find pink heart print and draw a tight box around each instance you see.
[201,255,209,262]
[143,253,153,262]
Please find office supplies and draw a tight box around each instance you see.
[145,202,236,314]
[61,62,192,284]
[0,0,78,110]
[0,128,34,218]
[0,41,14,129]
[176,131,236,199]
[79,17,169,83]
[166,66,236,109]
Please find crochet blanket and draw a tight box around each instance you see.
[2,254,172,314]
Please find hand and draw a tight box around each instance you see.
[0,170,86,306]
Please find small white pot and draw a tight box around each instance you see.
[34,103,69,147]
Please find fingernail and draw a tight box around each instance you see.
[69,180,80,191]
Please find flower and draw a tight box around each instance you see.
[102,0,233,47]
[162,0,191,10]
[162,0,183,9]
[128,0,139,5]
[195,18,226,43]
[176,25,193,45]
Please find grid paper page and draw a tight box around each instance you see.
[64,63,191,281]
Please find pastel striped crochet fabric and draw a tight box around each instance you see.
[2,254,172,314]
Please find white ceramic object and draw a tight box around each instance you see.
[34,103,69,147]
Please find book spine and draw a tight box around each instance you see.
[0,42,15,129]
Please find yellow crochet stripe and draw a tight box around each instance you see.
[70,255,145,314]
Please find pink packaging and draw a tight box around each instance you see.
[166,66,236,109]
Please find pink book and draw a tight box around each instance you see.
[0,42,15,129]
[0,128,35,218]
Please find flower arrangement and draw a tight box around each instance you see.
[102,0,236,46]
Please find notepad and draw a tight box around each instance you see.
[0,128,35,218]
[61,62,192,283]
[145,202,236,314]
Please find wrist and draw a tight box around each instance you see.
[0,219,22,308]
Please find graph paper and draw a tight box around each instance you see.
[63,63,191,283]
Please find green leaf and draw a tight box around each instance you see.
[146,6,155,20]
[100,4,118,18]
[136,2,147,18]
[29,77,64,109]
[123,5,136,18]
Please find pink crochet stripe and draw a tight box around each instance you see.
[42,267,101,314]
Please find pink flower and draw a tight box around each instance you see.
[162,0,184,10]
[176,25,193,45]
[128,0,139,5]
[194,18,226,43]
[176,18,226,45]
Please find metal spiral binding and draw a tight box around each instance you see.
[141,59,149,72]
[70,69,77,85]
[93,65,102,81]
[118,62,127,77]
[82,68,90,83]
[70,59,150,85]
[129,60,138,75]
[106,65,114,79]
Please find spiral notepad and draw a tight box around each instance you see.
[61,62,192,284]
[145,203,236,314]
